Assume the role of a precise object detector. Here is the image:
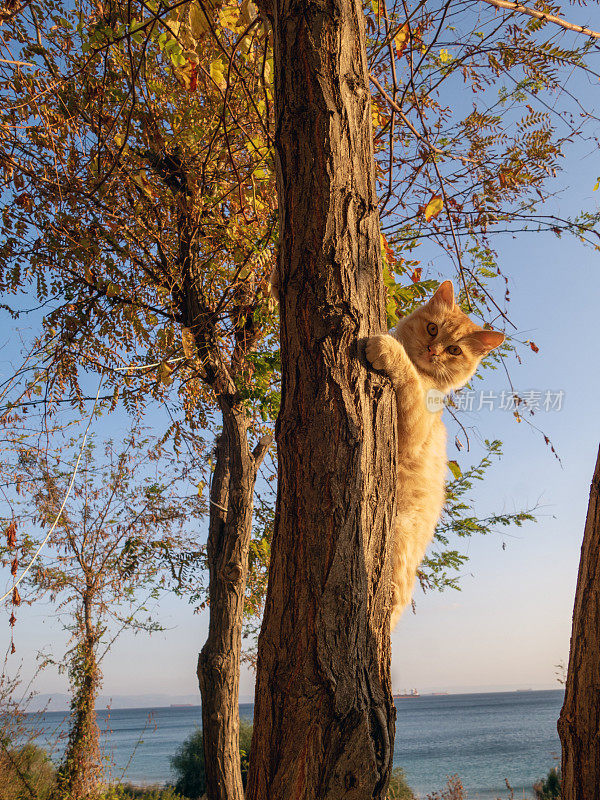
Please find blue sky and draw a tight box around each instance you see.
[390,160,600,694]
[8,192,599,701]
[3,8,600,702]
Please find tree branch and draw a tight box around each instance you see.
[369,75,478,164]
[252,435,272,468]
[480,0,600,38]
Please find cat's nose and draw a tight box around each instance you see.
[427,345,442,356]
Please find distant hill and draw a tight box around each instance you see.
[27,693,202,712]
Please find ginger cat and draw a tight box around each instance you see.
[366,281,504,628]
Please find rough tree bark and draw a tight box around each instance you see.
[173,163,271,800]
[558,444,600,800]
[55,590,101,800]
[247,1,398,798]
[197,412,270,800]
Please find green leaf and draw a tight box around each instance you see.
[448,460,462,480]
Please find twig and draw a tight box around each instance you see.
[368,75,478,165]
[0,58,35,67]
[481,0,600,38]
[0,376,103,604]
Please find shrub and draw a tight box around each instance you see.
[0,742,56,800]
[103,784,187,800]
[426,775,467,800]
[387,767,416,799]
[238,720,253,789]
[170,720,253,799]
[170,727,205,800]
[533,767,561,799]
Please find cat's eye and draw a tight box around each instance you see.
[426,322,438,337]
[446,345,462,356]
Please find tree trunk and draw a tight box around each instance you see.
[558,444,600,800]
[198,406,270,800]
[55,594,102,799]
[247,1,398,798]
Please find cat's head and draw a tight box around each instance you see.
[396,281,505,392]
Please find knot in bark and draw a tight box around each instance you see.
[222,561,243,583]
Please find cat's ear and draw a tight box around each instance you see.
[469,329,505,354]
[430,280,454,308]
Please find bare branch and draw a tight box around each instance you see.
[0,377,104,604]
[480,0,600,38]
[252,434,272,468]
[369,74,478,164]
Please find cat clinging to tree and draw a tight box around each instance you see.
[366,280,504,627]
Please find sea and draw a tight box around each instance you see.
[25,689,563,799]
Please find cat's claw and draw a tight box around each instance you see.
[365,334,398,374]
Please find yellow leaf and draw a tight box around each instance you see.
[424,195,443,222]
[239,32,253,55]
[240,0,258,25]
[181,327,197,360]
[219,3,240,31]
[262,57,273,85]
[439,48,451,63]
[210,58,227,90]
[372,104,382,129]
[395,23,409,57]
[159,362,174,385]
[165,19,181,37]
[190,2,211,37]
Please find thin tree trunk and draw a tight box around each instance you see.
[558,444,600,800]
[247,1,397,798]
[55,593,101,799]
[198,407,271,800]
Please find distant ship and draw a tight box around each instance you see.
[393,689,420,699]
[169,703,198,708]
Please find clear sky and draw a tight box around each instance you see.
[3,18,600,703]
[7,190,599,702]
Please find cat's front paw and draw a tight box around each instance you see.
[365,334,399,375]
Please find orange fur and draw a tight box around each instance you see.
[366,281,504,628]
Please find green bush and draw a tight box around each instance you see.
[238,720,253,788]
[387,767,416,799]
[0,742,56,800]
[103,785,187,800]
[170,720,253,799]
[533,767,561,799]
[170,727,205,800]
